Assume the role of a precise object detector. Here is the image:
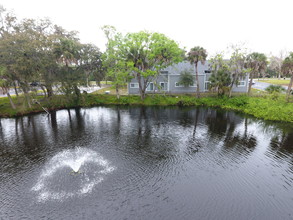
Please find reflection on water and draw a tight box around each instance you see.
[0,106,292,220]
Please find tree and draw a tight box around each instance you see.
[209,53,231,96]
[79,43,104,87]
[228,46,247,97]
[102,25,132,99]
[0,18,43,108]
[120,31,183,100]
[187,46,207,98]
[269,55,283,79]
[53,36,83,99]
[26,19,58,97]
[178,70,194,87]
[0,66,16,109]
[281,52,293,101]
[245,52,268,95]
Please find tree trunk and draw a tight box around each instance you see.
[229,77,236,98]
[13,81,19,97]
[23,87,32,108]
[7,92,16,109]
[247,76,253,96]
[195,63,200,98]
[40,85,47,97]
[286,74,293,102]
[115,85,120,99]
[137,73,145,100]
[86,77,89,87]
[73,85,80,100]
[46,85,54,97]
[192,108,200,138]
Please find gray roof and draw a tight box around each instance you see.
[163,61,210,75]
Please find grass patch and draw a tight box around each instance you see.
[0,93,292,123]
[92,86,128,95]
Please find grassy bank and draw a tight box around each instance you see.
[0,93,292,123]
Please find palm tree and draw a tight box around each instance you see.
[281,52,293,101]
[245,52,268,95]
[187,46,207,98]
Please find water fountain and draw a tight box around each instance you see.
[32,147,115,202]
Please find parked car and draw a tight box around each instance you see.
[30,82,40,86]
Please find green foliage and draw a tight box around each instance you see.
[228,46,247,97]
[0,94,292,122]
[265,85,286,94]
[120,30,183,100]
[209,68,231,96]
[246,52,268,95]
[178,70,194,87]
[187,46,208,98]
[102,26,133,99]
[281,52,293,101]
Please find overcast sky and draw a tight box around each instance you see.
[1,0,293,58]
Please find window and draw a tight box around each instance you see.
[238,81,246,87]
[160,82,168,91]
[146,82,154,91]
[205,81,210,91]
[130,83,139,88]
[189,82,196,87]
[160,71,168,75]
[204,70,211,73]
[175,82,196,87]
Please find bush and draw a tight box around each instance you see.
[265,85,286,94]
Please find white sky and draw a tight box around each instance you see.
[1,0,293,58]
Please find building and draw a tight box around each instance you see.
[128,61,249,94]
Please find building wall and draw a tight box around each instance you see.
[230,74,249,93]
[128,61,249,94]
[128,75,169,94]
[168,74,206,93]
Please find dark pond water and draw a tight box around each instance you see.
[0,106,292,220]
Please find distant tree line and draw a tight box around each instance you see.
[0,5,292,111]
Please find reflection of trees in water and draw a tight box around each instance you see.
[269,131,293,184]
[60,108,86,142]
[224,118,257,150]
[74,108,85,130]
[125,107,181,160]
[0,116,49,174]
[49,111,58,142]
[270,132,293,160]
[205,109,241,138]
[204,110,258,164]
[135,107,154,153]
[0,118,3,142]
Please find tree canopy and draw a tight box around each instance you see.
[281,52,293,100]
[187,46,207,98]
[120,31,183,100]
[245,52,268,95]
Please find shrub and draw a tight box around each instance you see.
[265,85,286,94]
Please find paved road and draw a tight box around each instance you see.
[0,86,103,97]
[252,81,288,91]
[252,81,271,90]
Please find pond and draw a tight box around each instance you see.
[0,106,292,220]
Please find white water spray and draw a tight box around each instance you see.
[32,147,115,202]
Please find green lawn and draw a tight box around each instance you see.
[92,86,128,95]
